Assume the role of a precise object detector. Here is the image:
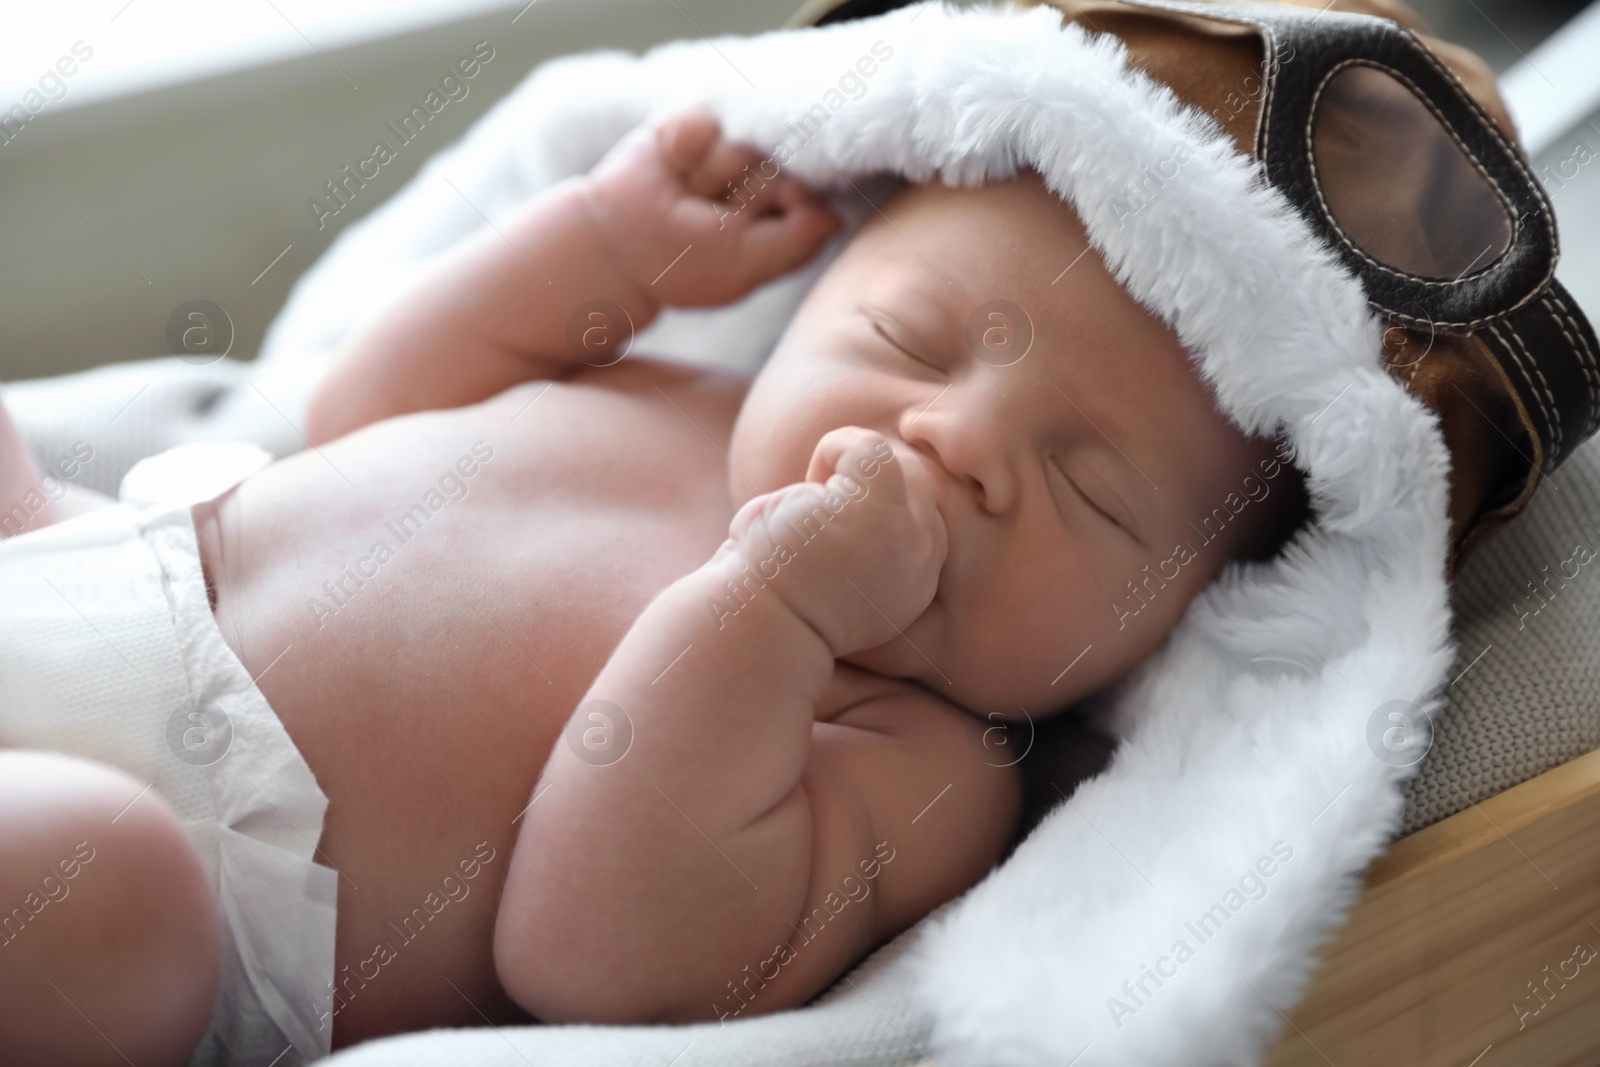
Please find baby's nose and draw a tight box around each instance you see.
[900,404,1015,514]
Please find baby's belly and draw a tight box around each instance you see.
[198,362,744,1045]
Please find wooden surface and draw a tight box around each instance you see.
[1267,746,1600,1067]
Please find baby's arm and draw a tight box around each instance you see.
[495,430,1020,1022]
[306,109,840,443]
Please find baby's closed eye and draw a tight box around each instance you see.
[1048,456,1137,539]
[868,315,943,372]
[860,300,963,371]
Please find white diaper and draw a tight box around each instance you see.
[0,442,338,1067]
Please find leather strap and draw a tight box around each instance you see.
[1479,277,1600,478]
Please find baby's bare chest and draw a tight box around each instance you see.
[203,361,751,1038]
[214,361,743,713]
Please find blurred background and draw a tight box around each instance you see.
[0,0,802,382]
[1,0,1598,382]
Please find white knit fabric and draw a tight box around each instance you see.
[1399,430,1600,836]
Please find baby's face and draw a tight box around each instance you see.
[729,172,1288,719]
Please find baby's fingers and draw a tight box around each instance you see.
[735,200,843,286]
[807,427,899,493]
[655,107,721,175]
[657,112,773,200]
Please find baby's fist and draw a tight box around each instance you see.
[583,107,843,309]
[716,429,947,657]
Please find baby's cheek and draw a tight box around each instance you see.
[971,558,1118,694]
[941,590,1043,692]
[737,393,827,489]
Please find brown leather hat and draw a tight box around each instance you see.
[787,0,1600,578]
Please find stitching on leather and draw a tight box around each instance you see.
[1469,329,1547,522]
[1510,314,1564,461]
[1546,290,1600,438]
[1301,60,1537,330]
[1382,305,1503,331]
[1408,29,1559,268]
[1108,0,1554,332]
[1388,326,1427,387]
[1518,312,1564,461]
[1542,294,1597,441]
[1121,0,1283,160]
[1491,320,1561,464]
[1303,59,1516,290]
[1486,323,1549,460]
[1546,290,1600,439]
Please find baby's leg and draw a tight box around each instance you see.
[0,383,53,536]
[0,750,221,1067]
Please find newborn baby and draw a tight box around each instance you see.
[0,108,1304,1063]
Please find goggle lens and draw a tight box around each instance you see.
[1311,63,1514,281]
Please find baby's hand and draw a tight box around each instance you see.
[714,428,947,657]
[581,106,843,309]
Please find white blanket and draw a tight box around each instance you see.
[14,4,1458,1065]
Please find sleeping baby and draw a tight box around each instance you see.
[0,106,1306,1065]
